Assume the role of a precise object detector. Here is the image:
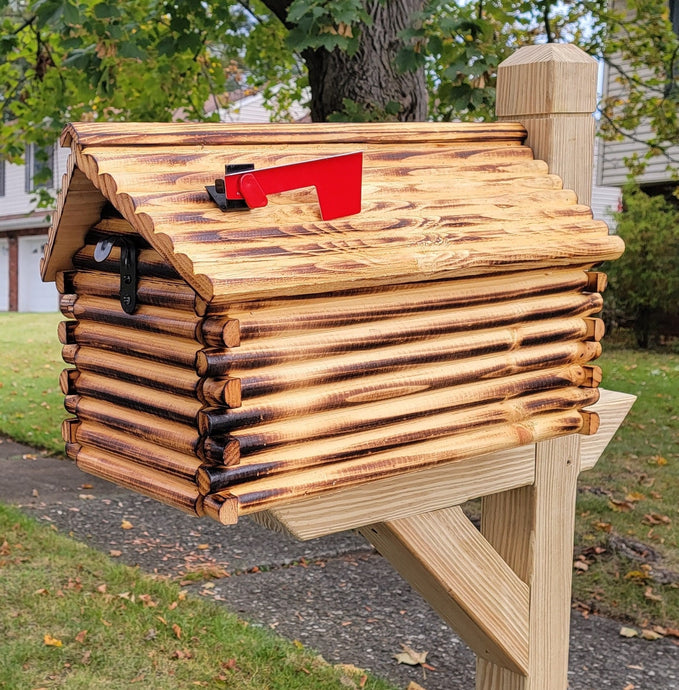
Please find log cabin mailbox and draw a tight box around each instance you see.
[41,45,636,690]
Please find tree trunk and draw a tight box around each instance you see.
[302,0,427,122]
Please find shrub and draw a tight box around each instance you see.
[603,184,679,348]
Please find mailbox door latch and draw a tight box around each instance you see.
[206,152,363,221]
[94,236,138,314]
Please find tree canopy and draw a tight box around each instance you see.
[1,0,677,182]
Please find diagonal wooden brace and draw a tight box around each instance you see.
[360,506,530,675]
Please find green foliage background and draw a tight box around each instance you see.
[605,185,679,347]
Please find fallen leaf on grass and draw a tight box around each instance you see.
[44,633,63,647]
[644,586,663,602]
[608,499,635,512]
[625,491,645,503]
[75,630,87,644]
[573,560,589,572]
[620,627,639,638]
[172,649,193,660]
[642,513,671,526]
[109,550,122,557]
[172,623,182,639]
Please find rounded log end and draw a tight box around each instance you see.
[59,368,79,395]
[584,317,605,342]
[585,271,608,294]
[581,365,603,388]
[64,394,80,414]
[203,492,239,525]
[579,410,600,436]
[61,418,80,443]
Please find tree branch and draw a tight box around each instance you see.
[598,109,679,168]
[258,0,293,29]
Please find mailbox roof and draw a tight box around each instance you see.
[42,122,623,307]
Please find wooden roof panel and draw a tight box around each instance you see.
[45,122,624,304]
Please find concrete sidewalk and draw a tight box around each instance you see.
[1,437,677,689]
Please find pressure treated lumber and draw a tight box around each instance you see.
[361,507,529,674]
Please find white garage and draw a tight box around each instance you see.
[18,235,59,312]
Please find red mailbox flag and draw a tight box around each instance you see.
[216,152,363,221]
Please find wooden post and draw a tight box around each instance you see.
[475,43,600,689]
[495,43,598,206]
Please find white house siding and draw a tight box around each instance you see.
[0,145,70,311]
[0,238,8,311]
[591,184,622,232]
[0,146,70,217]
[597,36,679,187]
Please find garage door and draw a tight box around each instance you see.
[18,236,58,312]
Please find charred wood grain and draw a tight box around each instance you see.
[76,446,203,515]
[196,386,599,494]
[73,396,202,456]
[73,244,180,280]
[72,371,203,424]
[75,421,203,480]
[226,269,592,336]
[203,409,587,524]
[229,364,596,455]
[68,320,202,368]
[67,346,202,397]
[197,293,603,377]
[68,270,206,314]
[197,377,242,408]
[228,317,598,398]
[200,339,602,435]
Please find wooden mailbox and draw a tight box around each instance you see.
[41,44,635,690]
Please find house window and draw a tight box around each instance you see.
[25,144,54,193]
[0,159,5,196]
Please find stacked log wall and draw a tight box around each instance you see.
[58,224,606,526]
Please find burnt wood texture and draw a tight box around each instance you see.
[41,122,623,522]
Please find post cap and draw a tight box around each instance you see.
[497,43,598,117]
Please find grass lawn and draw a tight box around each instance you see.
[0,313,65,452]
[572,344,679,629]
[0,503,395,690]
[1,313,677,634]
